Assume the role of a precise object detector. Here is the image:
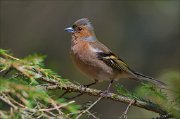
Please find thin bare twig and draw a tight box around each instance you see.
[39,100,75,111]
[86,110,99,119]
[0,93,17,109]
[76,97,102,119]
[6,94,26,108]
[119,99,134,119]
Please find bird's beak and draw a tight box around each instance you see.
[64,27,74,33]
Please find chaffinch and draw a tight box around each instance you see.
[65,18,166,92]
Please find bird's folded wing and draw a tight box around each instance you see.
[89,40,137,77]
[97,52,138,78]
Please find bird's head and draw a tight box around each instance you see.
[65,18,96,41]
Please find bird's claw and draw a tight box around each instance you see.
[100,90,110,97]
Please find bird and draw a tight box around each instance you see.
[64,18,166,93]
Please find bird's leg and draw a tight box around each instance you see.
[101,79,114,95]
[107,79,114,93]
[62,80,97,99]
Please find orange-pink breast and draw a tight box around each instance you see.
[70,40,118,81]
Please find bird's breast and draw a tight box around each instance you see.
[70,41,118,81]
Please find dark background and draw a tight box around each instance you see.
[0,0,179,118]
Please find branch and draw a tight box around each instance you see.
[0,51,173,118]
[46,82,168,115]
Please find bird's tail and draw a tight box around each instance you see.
[132,71,166,88]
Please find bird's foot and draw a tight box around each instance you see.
[100,90,110,97]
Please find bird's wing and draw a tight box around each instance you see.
[97,52,137,77]
[89,41,137,77]
[89,41,166,87]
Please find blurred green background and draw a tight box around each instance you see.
[0,1,179,118]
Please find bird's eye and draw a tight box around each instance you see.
[78,27,82,31]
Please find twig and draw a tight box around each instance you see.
[1,53,20,61]
[86,110,99,119]
[152,114,174,119]
[0,67,7,73]
[65,92,84,100]
[76,97,102,119]
[6,94,26,108]
[119,99,134,119]
[2,68,13,77]
[39,100,75,111]
[0,93,17,110]
[59,90,69,98]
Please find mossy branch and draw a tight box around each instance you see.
[0,49,173,118]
